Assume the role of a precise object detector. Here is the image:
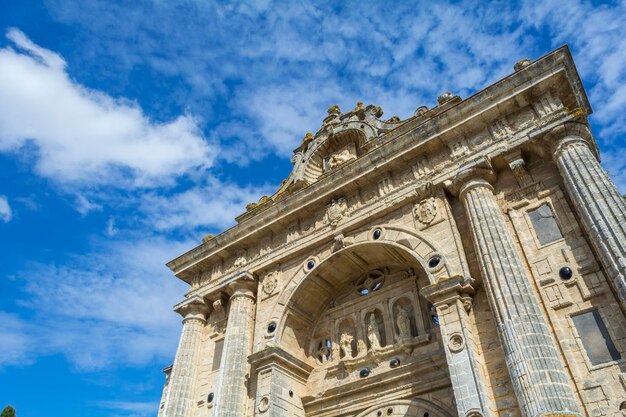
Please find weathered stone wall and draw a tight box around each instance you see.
[161,47,626,417]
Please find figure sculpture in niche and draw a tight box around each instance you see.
[327,149,352,170]
[318,343,331,364]
[367,313,382,349]
[397,305,412,340]
[340,333,353,358]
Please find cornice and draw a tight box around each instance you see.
[167,46,592,284]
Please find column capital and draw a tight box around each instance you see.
[227,270,257,301]
[420,275,477,309]
[545,121,597,159]
[173,295,210,322]
[445,158,496,198]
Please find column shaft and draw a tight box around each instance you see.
[555,136,626,307]
[164,313,206,417]
[462,179,580,417]
[214,286,256,417]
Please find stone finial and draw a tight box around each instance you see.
[202,233,215,243]
[514,58,532,71]
[302,132,314,143]
[327,104,341,115]
[414,106,428,116]
[354,101,364,111]
[386,115,401,123]
[437,92,453,104]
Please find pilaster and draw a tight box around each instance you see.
[421,276,495,417]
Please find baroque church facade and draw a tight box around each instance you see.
[157,47,626,417]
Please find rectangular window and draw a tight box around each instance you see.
[572,310,621,366]
[212,339,224,371]
[528,203,563,245]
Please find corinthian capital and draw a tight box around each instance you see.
[444,158,496,199]
[227,270,258,301]
[545,121,598,159]
[173,295,210,322]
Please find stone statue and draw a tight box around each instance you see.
[339,333,353,358]
[317,345,330,364]
[328,149,352,169]
[367,313,381,349]
[396,306,412,339]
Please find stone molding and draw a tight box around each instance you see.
[173,295,210,322]
[167,48,593,283]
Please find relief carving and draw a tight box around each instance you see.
[234,249,247,268]
[412,156,431,179]
[261,269,280,297]
[449,139,470,158]
[490,118,513,140]
[325,197,348,228]
[414,197,438,225]
[327,148,354,170]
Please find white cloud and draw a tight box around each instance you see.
[0,312,33,366]
[140,179,275,232]
[0,28,214,187]
[0,195,12,222]
[8,237,190,370]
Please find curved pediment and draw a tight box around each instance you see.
[241,103,416,218]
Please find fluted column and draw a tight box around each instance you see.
[551,122,626,309]
[164,296,209,417]
[460,176,581,417]
[213,274,257,417]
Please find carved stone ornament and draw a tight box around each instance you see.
[262,270,279,296]
[327,148,353,170]
[325,197,348,228]
[414,197,437,225]
[258,396,270,413]
[448,333,465,353]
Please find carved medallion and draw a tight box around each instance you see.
[414,197,437,225]
[262,270,280,296]
[325,197,348,228]
[448,333,465,353]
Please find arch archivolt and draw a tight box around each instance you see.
[277,224,451,311]
[272,224,452,367]
[354,398,455,417]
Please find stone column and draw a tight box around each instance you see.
[213,273,257,417]
[460,174,581,417]
[421,276,495,417]
[550,122,626,309]
[164,296,209,417]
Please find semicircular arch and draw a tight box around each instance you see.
[354,397,456,417]
[277,224,451,311]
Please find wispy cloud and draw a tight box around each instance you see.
[4,237,189,370]
[0,195,12,222]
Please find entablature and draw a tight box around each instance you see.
[167,46,592,291]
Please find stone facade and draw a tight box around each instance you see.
[158,47,626,417]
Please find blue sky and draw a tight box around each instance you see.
[0,1,625,416]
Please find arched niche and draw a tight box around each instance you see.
[276,237,439,366]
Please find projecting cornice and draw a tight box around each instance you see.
[167,45,592,284]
